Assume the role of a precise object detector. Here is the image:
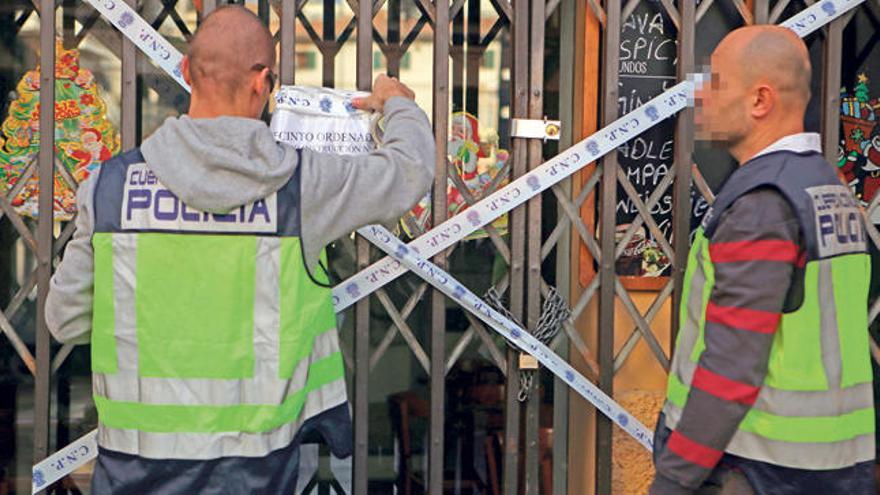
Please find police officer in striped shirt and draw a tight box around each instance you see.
[650,25,875,495]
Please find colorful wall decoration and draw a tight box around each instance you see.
[400,112,510,240]
[0,41,120,220]
[839,73,880,221]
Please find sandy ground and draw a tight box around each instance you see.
[612,389,665,495]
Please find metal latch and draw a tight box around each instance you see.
[510,117,562,141]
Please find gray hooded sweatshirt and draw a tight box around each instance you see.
[46,96,434,345]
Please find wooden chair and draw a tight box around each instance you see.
[484,414,554,494]
[388,391,488,494]
[388,391,430,495]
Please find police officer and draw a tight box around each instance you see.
[650,25,875,494]
[46,6,434,493]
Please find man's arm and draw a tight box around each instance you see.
[651,188,802,494]
[45,175,97,345]
[299,77,435,270]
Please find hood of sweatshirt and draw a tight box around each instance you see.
[140,115,297,213]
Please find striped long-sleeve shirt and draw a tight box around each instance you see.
[652,186,804,493]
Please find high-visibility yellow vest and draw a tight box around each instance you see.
[89,149,346,460]
[663,150,875,470]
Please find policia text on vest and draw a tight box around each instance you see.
[123,164,277,232]
[810,185,867,255]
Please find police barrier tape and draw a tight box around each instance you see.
[32,0,865,491]
[84,0,189,91]
[333,79,698,310]
[359,224,655,448]
[31,431,98,492]
[331,0,866,311]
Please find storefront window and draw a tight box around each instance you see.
[4,1,872,494]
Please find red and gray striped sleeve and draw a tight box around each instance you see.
[652,187,802,493]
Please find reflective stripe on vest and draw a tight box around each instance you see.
[663,228,875,470]
[90,153,346,460]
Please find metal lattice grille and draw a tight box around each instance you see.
[3,1,875,494]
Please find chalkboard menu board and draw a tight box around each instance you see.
[614,0,710,277]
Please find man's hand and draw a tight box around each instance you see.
[352,74,415,112]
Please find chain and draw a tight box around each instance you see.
[484,286,571,401]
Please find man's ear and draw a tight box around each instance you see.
[253,68,269,97]
[751,84,774,119]
[182,56,193,86]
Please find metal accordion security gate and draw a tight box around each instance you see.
[0,0,877,494]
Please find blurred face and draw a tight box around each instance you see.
[694,48,751,146]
